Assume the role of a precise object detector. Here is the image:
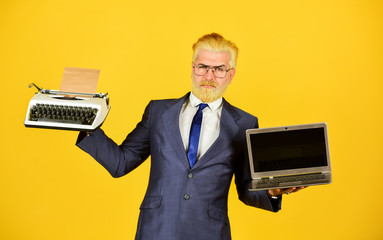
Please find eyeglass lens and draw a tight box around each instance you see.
[193,65,228,78]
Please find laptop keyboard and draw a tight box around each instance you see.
[259,173,326,185]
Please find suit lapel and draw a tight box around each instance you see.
[161,93,190,169]
[193,99,239,170]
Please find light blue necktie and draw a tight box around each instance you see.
[187,103,208,168]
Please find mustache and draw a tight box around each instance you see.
[199,80,218,87]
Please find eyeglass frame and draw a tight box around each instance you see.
[192,63,233,79]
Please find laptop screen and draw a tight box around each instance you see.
[249,128,328,172]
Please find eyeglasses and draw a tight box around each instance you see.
[193,63,233,79]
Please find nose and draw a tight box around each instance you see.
[205,68,215,79]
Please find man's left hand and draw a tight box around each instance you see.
[268,186,307,197]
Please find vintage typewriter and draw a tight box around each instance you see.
[24,83,110,131]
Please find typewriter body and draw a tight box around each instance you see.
[24,83,110,131]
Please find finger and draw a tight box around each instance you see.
[291,186,307,193]
[284,188,293,194]
[295,186,307,191]
[277,188,290,195]
[286,187,302,194]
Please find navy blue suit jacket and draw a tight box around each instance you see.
[76,93,281,240]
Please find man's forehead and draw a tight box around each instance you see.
[195,49,231,65]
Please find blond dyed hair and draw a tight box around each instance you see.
[192,33,239,68]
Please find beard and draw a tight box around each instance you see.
[191,79,229,103]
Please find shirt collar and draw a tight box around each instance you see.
[189,91,223,111]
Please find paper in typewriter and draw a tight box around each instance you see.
[60,67,100,94]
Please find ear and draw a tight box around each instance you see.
[228,68,236,83]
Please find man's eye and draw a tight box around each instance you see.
[215,67,226,72]
[198,65,208,69]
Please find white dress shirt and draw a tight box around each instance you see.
[179,92,223,161]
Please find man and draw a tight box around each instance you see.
[76,33,304,239]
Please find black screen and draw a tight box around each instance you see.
[250,128,328,172]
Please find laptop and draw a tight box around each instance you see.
[246,123,332,191]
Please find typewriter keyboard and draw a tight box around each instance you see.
[29,104,98,125]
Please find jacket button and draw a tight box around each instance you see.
[188,173,193,178]
[183,194,190,200]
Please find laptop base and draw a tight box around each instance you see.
[248,173,332,191]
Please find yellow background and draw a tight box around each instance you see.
[1,0,382,239]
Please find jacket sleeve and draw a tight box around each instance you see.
[76,101,153,178]
[234,117,282,212]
